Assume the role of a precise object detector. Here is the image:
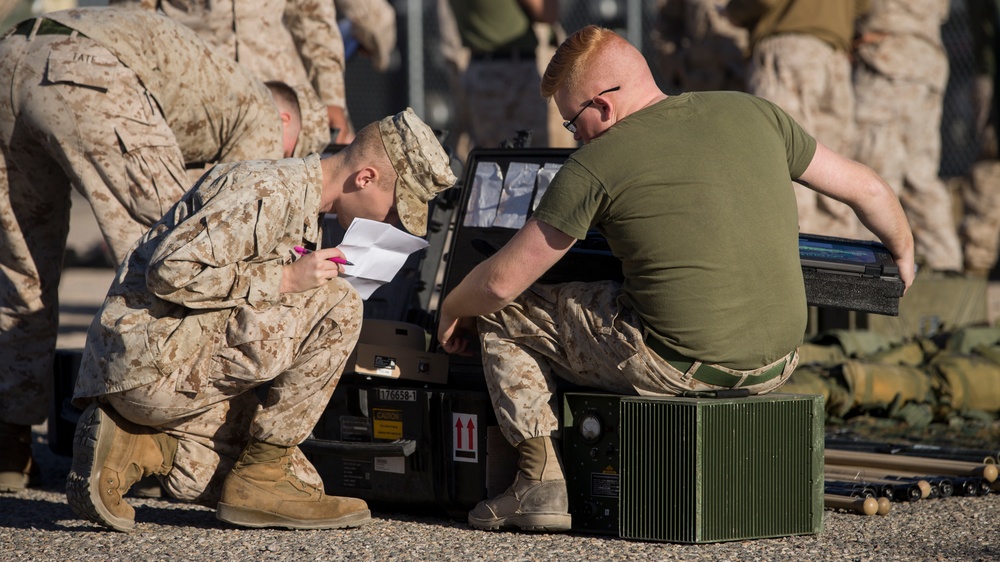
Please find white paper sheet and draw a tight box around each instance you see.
[463,161,503,227]
[493,162,539,229]
[334,218,429,300]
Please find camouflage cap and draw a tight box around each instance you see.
[379,108,456,236]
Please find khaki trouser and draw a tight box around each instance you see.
[962,160,1000,272]
[105,280,362,506]
[477,281,797,446]
[749,34,859,239]
[462,58,549,149]
[0,31,188,426]
[854,64,962,271]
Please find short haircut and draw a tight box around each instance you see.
[540,25,618,100]
[265,81,301,124]
[343,121,397,190]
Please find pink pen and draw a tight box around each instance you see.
[293,246,354,266]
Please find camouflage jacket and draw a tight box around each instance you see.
[74,155,326,400]
[47,8,284,165]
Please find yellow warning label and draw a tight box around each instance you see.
[602,465,618,475]
[373,408,403,439]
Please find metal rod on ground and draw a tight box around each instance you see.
[825,481,877,499]
[825,464,985,499]
[825,449,998,482]
[824,494,879,516]
[824,437,1000,465]
[824,474,904,501]
[824,465,931,499]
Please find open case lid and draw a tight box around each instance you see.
[799,233,901,279]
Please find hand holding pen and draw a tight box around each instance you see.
[293,246,354,266]
[280,246,353,294]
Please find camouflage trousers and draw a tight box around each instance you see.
[854,65,962,271]
[749,34,860,239]
[477,281,797,446]
[461,58,549,149]
[102,280,362,506]
[962,160,1000,272]
[0,33,188,426]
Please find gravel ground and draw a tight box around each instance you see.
[0,424,996,562]
[11,205,995,561]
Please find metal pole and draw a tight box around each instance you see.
[625,0,642,47]
[407,0,425,116]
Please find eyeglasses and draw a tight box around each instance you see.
[563,86,621,133]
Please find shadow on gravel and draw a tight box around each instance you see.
[0,494,220,532]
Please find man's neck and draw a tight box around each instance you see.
[318,152,348,214]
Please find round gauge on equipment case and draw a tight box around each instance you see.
[579,412,603,443]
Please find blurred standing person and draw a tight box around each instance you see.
[0,8,304,493]
[653,0,749,93]
[437,0,473,160]
[335,0,397,73]
[448,0,558,149]
[962,0,1000,276]
[853,0,960,272]
[113,0,347,147]
[726,0,870,239]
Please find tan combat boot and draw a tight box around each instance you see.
[216,439,371,530]
[0,422,40,492]
[65,402,177,532]
[468,435,572,532]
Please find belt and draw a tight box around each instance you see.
[470,49,535,61]
[12,19,81,39]
[644,335,789,389]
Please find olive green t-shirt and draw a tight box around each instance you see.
[532,91,816,369]
[448,0,538,54]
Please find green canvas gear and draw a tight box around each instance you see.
[840,360,936,413]
[932,352,1000,413]
[945,326,1000,355]
[814,329,900,358]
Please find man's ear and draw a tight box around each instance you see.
[594,94,613,120]
[355,166,378,189]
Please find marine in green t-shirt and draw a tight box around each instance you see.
[437,25,914,535]
[533,90,815,369]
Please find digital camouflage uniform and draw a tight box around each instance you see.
[113,0,339,156]
[962,0,1000,273]
[653,0,749,92]
[74,155,362,505]
[479,281,797,445]
[854,0,961,271]
[0,8,284,429]
[335,0,397,72]
[73,108,456,507]
[449,0,549,149]
[727,0,869,239]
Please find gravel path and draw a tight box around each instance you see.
[1,425,997,562]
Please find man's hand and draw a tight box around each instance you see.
[438,313,478,356]
[327,105,355,144]
[280,248,348,293]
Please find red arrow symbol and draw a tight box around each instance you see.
[466,418,475,450]
[455,418,464,450]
